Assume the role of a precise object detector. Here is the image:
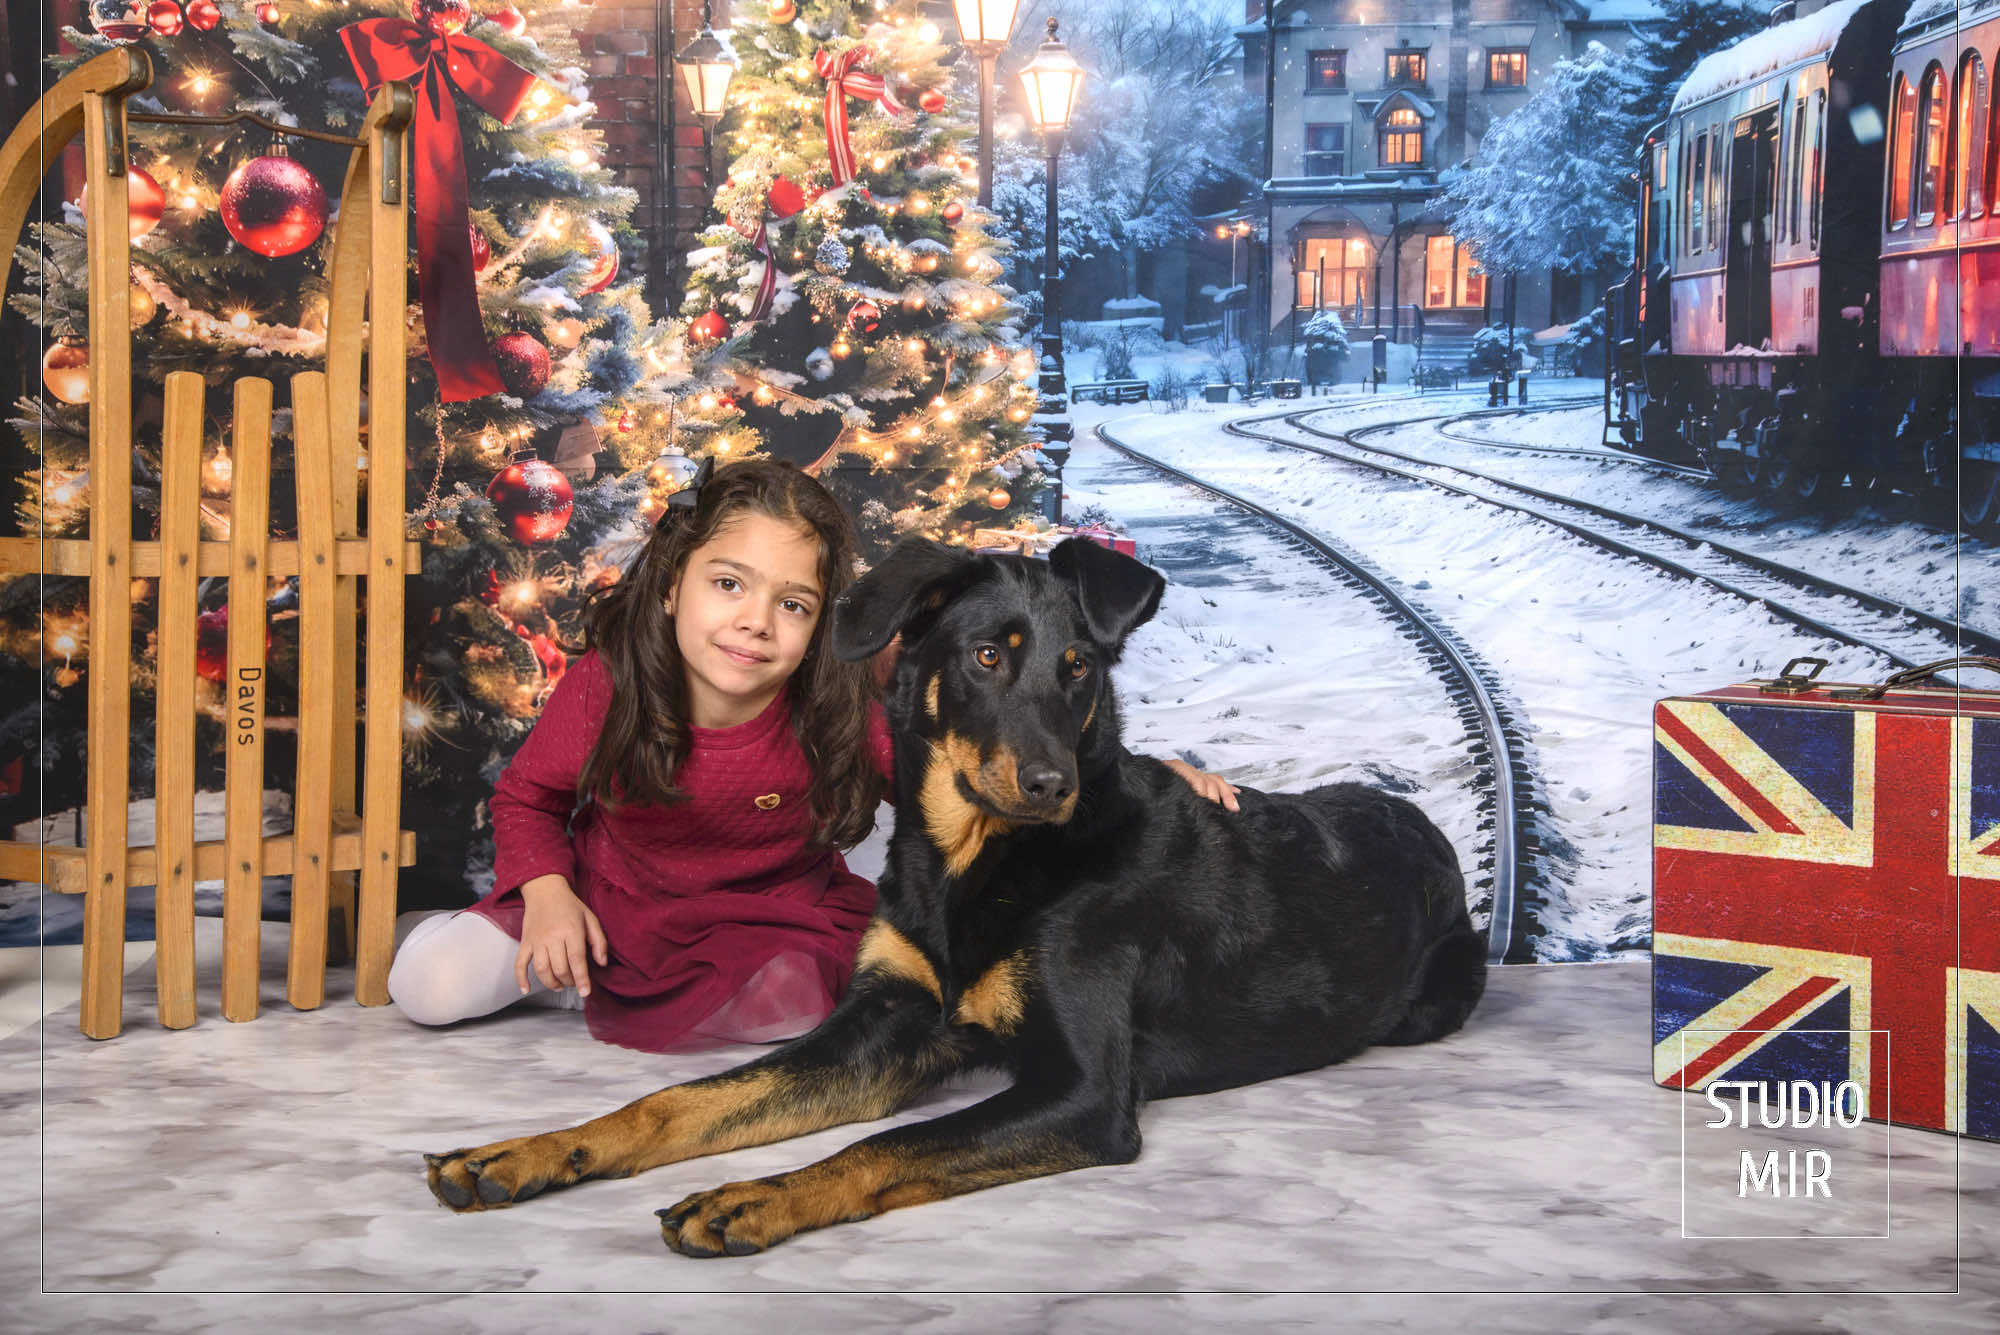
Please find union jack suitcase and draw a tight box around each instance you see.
[1652,656,2000,1140]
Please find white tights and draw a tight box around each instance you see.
[385,908,828,1044]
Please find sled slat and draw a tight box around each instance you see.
[154,373,205,1030]
[221,378,272,1024]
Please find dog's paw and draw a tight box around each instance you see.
[424,1135,575,1212]
[657,1179,817,1258]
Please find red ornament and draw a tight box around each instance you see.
[767,175,807,219]
[941,200,964,225]
[220,155,328,257]
[146,0,183,36]
[487,458,574,545]
[253,1,279,23]
[42,335,90,406]
[486,4,525,35]
[986,488,1011,511]
[847,299,881,335]
[195,606,272,682]
[469,224,490,271]
[82,165,164,240]
[581,220,619,294]
[689,310,730,343]
[491,331,552,398]
[616,409,634,432]
[411,0,471,37]
[184,0,219,29]
[918,88,947,114]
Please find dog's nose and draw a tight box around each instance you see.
[1017,761,1074,807]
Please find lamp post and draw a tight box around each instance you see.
[675,0,736,183]
[1215,218,1250,347]
[1020,17,1085,525]
[951,0,1022,209]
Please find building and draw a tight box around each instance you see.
[1238,1,1664,359]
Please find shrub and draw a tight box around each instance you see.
[1152,366,1193,410]
[1100,325,1138,380]
[1467,324,1537,376]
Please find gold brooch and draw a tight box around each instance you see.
[755,793,782,810]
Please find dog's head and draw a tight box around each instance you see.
[832,537,1165,837]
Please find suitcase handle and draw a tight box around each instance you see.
[1831,655,2000,701]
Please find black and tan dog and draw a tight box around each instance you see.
[424,537,1486,1256]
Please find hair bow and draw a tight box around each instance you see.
[667,455,716,513]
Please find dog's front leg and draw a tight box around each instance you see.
[425,973,956,1212]
[658,961,1143,1256]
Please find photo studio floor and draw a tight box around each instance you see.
[5,920,1997,1333]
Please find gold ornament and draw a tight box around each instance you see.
[41,335,90,404]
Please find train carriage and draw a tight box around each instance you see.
[1880,0,2000,525]
[1612,0,1907,500]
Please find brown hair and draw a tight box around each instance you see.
[576,458,883,848]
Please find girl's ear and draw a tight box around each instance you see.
[831,538,979,662]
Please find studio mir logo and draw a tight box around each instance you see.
[1705,1079,1863,1198]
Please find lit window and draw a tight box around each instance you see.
[1917,62,1947,222]
[1487,50,1527,89]
[1386,50,1427,86]
[1381,107,1422,167]
[1296,234,1371,309]
[1889,74,1916,228]
[1958,52,1988,218]
[1308,51,1346,93]
[1424,236,1485,309]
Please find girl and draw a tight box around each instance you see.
[388,457,1237,1052]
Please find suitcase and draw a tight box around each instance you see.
[1652,655,2000,1140]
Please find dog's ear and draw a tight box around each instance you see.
[832,538,981,661]
[1048,538,1164,652]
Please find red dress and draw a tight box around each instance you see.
[470,650,893,1052]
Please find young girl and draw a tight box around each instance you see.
[387,457,1237,1052]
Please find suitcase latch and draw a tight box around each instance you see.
[1757,656,1828,695]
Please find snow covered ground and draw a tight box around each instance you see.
[1062,390,1974,962]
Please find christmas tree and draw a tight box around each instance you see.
[674,0,1045,551]
[3,1,715,905]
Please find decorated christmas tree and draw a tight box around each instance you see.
[2,1,718,902]
[673,0,1045,551]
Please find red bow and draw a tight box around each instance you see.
[728,212,779,322]
[341,19,538,402]
[813,45,907,186]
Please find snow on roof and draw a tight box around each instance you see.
[1672,0,1874,113]
[1903,0,2000,31]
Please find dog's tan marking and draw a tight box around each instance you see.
[852,920,943,1003]
[924,674,940,720]
[920,735,1018,875]
[1008,631,1023,648]
[659,1135,1102,1256]
[953,953,1029,1035]
[1081,689,1098,733]
[1063,647,1076,664]
[427,1060,933,1213]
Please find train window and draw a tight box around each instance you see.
[1811,90,1826,252]
[1707,127,1724,252]
[1690,133,1708,254]
[1917,63,1947,223]
[1889,74,1915,228]
[1962,52,1989,219]
[1789,96,1807,243]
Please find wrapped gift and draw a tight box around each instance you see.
[1066,524,1137,556]
[1652,656,2000,1140]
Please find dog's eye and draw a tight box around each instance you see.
[973,644,1001,669]
[1069,657,1090,680]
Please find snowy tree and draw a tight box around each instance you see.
[1440,42,1648,280]
[988,3,1255,307]
[1623,0,1777,134]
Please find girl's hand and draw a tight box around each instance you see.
[1163,757,1241,813]
[516,875,609,998]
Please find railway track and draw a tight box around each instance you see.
[1431,404,1710,480]
[1233,407,1989,671]
[1093,420,1539,968]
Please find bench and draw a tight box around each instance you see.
[1070,379,1151,406]
[1412,363,1462,392]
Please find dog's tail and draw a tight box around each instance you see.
[1377,921,1487,1046]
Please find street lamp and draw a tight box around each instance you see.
[950,0,1022,209]
[1019,17,1085,524]
[1215,218,1251,347]
[676,0,736,180]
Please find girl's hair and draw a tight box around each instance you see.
[576,457,883,848]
